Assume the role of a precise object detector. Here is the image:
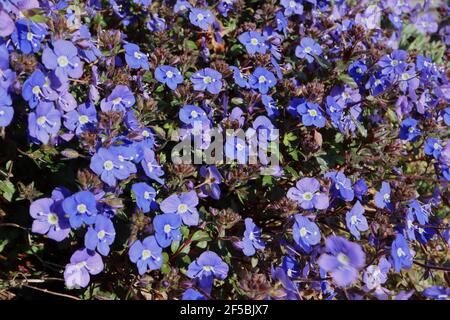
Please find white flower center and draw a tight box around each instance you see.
[308,109,318,117]
[103,160,114,171]
[178,203,188,213]
[337,253,349,265]
[47,213,58,225]
[77,204,87,214]
[302,192,313,201]
[142,249,151,260]
[299,227,307,237]
[37,116,47,126]
[57,56,69,68]
[78,115,89,125]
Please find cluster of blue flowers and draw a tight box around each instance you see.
[0,0,449,300]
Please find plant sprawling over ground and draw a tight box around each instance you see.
[0,0,449,300]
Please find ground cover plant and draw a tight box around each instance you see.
[0,0,449,300]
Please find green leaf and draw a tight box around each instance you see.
[196,241,208,249]
[186,40,198,50]
[0,239,8,253]
[191,230,211,242]
[350,114,367,138]
[30,15,48,23]
[251,257,258,268]
[0,180,15,202]
[171,240,180,253]
[312,54,332,69]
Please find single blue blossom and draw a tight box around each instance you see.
[345,201,369,240]
[292,215,321,252]
[153,213,182,248]
[124,43,149,70]
[85,215,116,256]
[129,236,163,275]
[131,182,156,213]
[318,236,366,287]
[62,191,98,229]
[295,37,322,63]
[190,68,222,94]
[154,65,183,90]
[287,177,329,210]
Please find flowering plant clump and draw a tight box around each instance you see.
[0,0,449,301]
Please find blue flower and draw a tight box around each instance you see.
[345,201,368,240]
[217,0,236,17]
[199,165,222,200]
[141,148,165,184]
[174,0,192,13]
[182,288,206,300]
[28,102,61,144]
[124,43,149,70]
[348,60,367,84]
[22,70,56,108]
[153,213,182,248]
[378,50,407,75]
[442,108,450,126]
[225,136,248,164]
[62,191,98,229]
[282,256,300,278]
[42,40,83,81]
[90,147,131,187]
[353,178,368,201]
[160,190,199,226]
[292,214,321,252]
[399,118,421,141]
[363,257,391,290]
[100,85,135,113]
[275,11,288,35]
[11,19,47,54]
[129,236,163,275]
[110,145,138,177]
[131,182,156,213]
[186,251,229,293]
[391,234,413,272]
[366,72,390,96]
[189,8,215,31]
[85,215,116,256]
[262,95,279,118]
[179,104,208,126]
[423,286,450,300]
[408,200,430,225]
[318,236,366,287]
[133,0,152,5]
[374,182,392,210]
[325,171,354,202]
[147,14,167,32]
[154,65,183,90]
[296,100,326,128]
[0,88,13,127]
[295,37,322,63]
[249,67,276,94]
[238,31,268,55]
[190,68,222,94]
[424,137,442,159]
[64,102,97,134]
[229,66,250,88]
[29,194,70,242]
[287,177,329,210]
[238,218,265,256]
[280,0,303,16]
